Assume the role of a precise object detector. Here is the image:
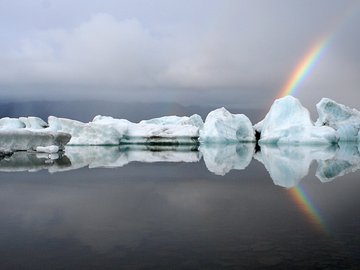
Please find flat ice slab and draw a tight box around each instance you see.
[0,130,71,152]
[49,115,201,145]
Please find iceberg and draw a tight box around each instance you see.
[0,116,70,152]
[3,95,360,149]
[49,116,128,145]
[139,114,203,128]
[200,143,254,175]
[0,130,71,153]
[0,117,25,129]
[315,98,360,142]
[255,96,338,145]
[19,117,48,129]
[200,107,255,143]
[49,115,200,145]
[36,145,60,153]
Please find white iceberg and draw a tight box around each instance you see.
[139,114,203,128]
[315,98,360,142]
[255,144,336,188]
[199,107,255,143]
[19,117,48,129]
[36,145,59,154]
[0,117,26,129]
[49,115,200,145]
[255,96,338,145]
[0,130,71,152]
[200,143,254,175]
[48,116,127,145]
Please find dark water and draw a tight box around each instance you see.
[0,144,359,269]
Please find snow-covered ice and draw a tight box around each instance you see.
[0,130,71,152]
[316,98,360,142]
[48,116,127,145]
[49,115,200,145]
[0,117,26,129]
[139,114,203,128]
[36,145,59,153]
[255,96,338,145]
[19,117,48,129]
[200,107,255,143]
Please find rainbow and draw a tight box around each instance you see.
[277,36,328,98]
[288,185,329,234]
[277,1,359,99]
[276,2,360,234]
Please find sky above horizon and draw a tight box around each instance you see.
[0,0,359,110]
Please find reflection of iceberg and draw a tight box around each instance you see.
[53,145,201,172]
[0,152,71,172]
[200,143,255,175]
[316,143,360,182]
[255,145,336,188]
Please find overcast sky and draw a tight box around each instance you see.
[0,0,359,110]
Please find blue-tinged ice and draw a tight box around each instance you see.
[255,96,338,145]
[139,114,203,129]
[316,98,360,142]
[200,107,255,143]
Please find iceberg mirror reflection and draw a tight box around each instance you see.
[316,143,360,182]
[200,143,255,175]
[255,145,337,188]
[1,143,360,187]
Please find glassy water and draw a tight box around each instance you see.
[0,143,359,269]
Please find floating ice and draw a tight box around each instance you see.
[48,116,127,145]
[19,117,48,129]
[200,107,255,143]
[139,114,203,129]
[316,98,360,142]
[0,117,26,129]
[36,145,59,154]
[0,130,71,153]
[255,96,338,145]
[49,115,200,145]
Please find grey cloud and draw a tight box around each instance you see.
[0,1,359,108]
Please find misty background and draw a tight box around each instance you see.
[0,0,359,122]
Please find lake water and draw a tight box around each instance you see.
[0,143,359,269]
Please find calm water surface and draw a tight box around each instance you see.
[0,144,359,269]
